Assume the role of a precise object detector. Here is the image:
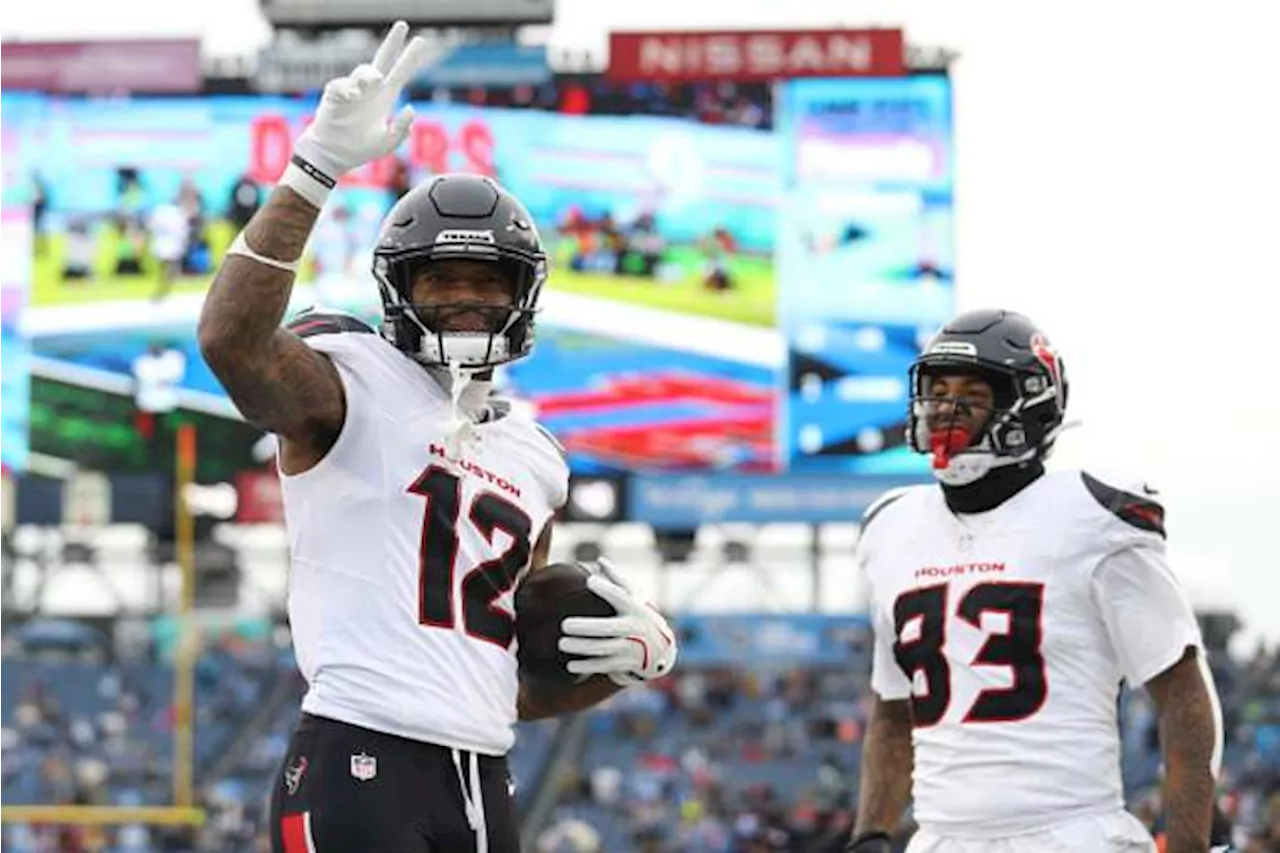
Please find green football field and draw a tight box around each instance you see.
[32,225,776,328]
[32,221,243,307]
[547,245,776,328]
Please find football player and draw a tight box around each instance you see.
[198,23,676,853]
[845,309,1224,853]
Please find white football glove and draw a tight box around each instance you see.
[284,20,430,207]
[558,566,677,687]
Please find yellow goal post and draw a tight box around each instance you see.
[2,424,206,829]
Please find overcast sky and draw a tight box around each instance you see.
[4,0,1279,645]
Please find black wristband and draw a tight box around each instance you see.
[289,153,337,190]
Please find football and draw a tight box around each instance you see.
[515,561,616,683]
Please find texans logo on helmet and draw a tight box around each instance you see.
[1029,333,1063,404]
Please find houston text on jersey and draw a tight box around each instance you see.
[428,443,522,499]
[914,562,1008,580]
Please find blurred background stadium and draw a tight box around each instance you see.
[1,1,1277,851]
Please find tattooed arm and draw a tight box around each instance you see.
[853,696,914,836]
[1147,647,1218,853]
[516,523,625,720]
[200,24,429,473]
[197,187,344,472]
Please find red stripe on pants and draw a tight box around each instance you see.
[281,812,310,853]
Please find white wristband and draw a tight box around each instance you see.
[280,154,336,209]
[225,230,301,273]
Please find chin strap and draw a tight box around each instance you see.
[440,361,491,458]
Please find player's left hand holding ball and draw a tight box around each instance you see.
[557,564,677,686]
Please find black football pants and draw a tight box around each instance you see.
[269,713,520,853]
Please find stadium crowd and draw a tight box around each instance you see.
[2,619,1277,851]
[534,644,1280,852]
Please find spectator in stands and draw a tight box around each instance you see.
[536,817,603,852]
[415,80,774,129]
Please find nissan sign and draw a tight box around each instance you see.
[607,29,905,83]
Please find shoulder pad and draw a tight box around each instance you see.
[1081,471,1166,538]
[861,486,913,531]
[533,422,568,462]
[286,310,375,339]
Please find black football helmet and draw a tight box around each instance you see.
[908,308,1069,485]
[372,174,548,369]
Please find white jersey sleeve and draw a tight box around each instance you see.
[1079,471,1204,687]
[285,308,381,396]
[870,597,913,700]
[529,421,569,510]
[1090,543,1203,687]
[1085,484,1224,777]
[278,310,383,467]
[858,487,916,702]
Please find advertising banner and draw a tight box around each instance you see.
[1,40,201,94]
[628,472,922,527]
[607,29,904,83]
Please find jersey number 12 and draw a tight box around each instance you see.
[409,465,532,649]
[893,581,1047,727]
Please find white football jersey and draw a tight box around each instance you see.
[278,314,568,756]
[858,468,1212,838]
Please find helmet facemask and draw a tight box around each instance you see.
[374,248,546,371]
[908,362,1065,486]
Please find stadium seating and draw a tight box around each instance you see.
[4,523,1279,851]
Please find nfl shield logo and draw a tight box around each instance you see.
[350,752,377,781]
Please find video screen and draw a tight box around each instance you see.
[10,78,951,478]
[776,76,954,475]
[2,107,34,475]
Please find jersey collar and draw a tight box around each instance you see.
[942,460,1045,515]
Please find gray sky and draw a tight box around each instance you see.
[4,0,1279,644]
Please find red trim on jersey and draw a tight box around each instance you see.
[287,319,331,337]
[1121,500,1164,527]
